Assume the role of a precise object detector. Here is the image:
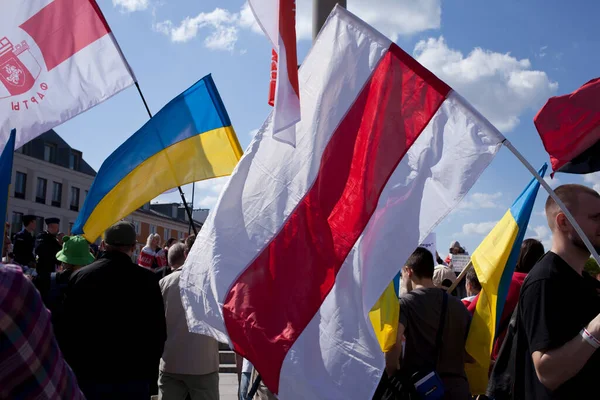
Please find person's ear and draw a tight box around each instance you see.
[555,212,569,232]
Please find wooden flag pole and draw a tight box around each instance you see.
[134,82,198,236]
[447,261,473,294]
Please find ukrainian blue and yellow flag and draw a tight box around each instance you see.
[465,163,547,394]
[0,129,16,256]
[73,75,243,242]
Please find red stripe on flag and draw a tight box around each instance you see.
[223,44,450,393]
[279,0,299,96]
[20,0,110,71]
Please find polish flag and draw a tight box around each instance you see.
[180,7,504,399]
[249,0,300,146]
[0,0,134,151]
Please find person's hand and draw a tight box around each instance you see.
[586,313,600,338]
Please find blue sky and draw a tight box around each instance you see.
[55,0,600,258]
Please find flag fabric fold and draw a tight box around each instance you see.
[465,163,547,394]
[0,129,16,256]
[72,74,242,242]
[0,0,135,152]
[180,6,504,399]
[369,281,399,352]
[249,0,300,145]
[534,78,600,175]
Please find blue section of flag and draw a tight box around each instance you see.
[0,129,16,255]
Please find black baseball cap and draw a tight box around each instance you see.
[104,221,137,246]
[45,217,60,225]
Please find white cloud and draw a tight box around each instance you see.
[113,0,149,12]
[414,37,558,131]
[294,0,441,41]
[458,192,502,210]
[537,45,548,58]
[583,172,600,193]
[154,8,239,50]
[527,224,552,251]
[462,221,497,236]
[193,177,229,208]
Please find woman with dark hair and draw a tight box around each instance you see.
[468,238,545,360]
[515,238,546,274]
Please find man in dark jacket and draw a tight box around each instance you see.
[35,217,62,276]
[12,214,36,267]
[62,221,167,400]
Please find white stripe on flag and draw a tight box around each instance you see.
[278,91,503,398]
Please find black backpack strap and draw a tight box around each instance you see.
[434,290,449,368]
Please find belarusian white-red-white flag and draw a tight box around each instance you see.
[0,0,135,151]
[249,0,300,145]
[180,6,504,399]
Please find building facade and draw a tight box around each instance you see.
[8,130,96,237]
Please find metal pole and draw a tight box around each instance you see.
[502,139,600,265]
[189,182,195,235]
[134,82,198,236]
[313,0,346,40]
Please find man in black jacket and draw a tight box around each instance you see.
[12,214,37,268]
[35,217,62,276]
[62,221,167,400]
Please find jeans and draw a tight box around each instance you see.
[239,372,252,400]
[79,380,150,400]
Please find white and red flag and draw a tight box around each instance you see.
[249,0,300,145]
[180,6,504,399]
[0,0,134,150]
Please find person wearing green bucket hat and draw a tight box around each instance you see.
[56,236,95,267]
[33,235,95,348]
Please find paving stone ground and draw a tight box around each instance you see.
[219,373,238,400]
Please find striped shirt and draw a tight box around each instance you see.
[0,264,85,399]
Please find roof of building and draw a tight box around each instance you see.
[18,130,96,177]
[135,207,203,228]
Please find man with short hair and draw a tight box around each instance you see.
[384,247,471,399]
[184,234,196,256]
[62,221,167,400]
[35,217,62,276]
[12,214,36,267]
[158,242,219,400]
[514,184,600,398]
[462,268,481,308]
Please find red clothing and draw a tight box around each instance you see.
[137,247,156,269]
[467,271,527,359]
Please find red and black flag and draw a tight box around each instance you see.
[534,78,600,175]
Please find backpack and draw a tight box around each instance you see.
[485,304,519,400]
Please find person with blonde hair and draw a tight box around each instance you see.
[138,233,165,270]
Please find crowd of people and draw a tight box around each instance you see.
[1,183,599,400]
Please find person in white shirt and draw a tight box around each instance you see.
[158,243,220,400]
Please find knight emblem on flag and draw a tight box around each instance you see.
[0,37,40,99]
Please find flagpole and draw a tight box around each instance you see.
[502,139,600,265]
[134,82,198,236]
[189,182,195,235]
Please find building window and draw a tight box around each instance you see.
[132,220,140,234]
[164,228,171,241]
[69,222,74,234]
[14,172,26,199]
[36,177,47,204]
[11,212,22,235]
[69,150,81,170]
[150,224,156,234]
[70,187,80,211]
[44,143,57,163]
[52,181,62,207]
[178,231,184,241]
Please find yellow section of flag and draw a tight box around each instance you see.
[465,210,518,394]
[369,280,399,352]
